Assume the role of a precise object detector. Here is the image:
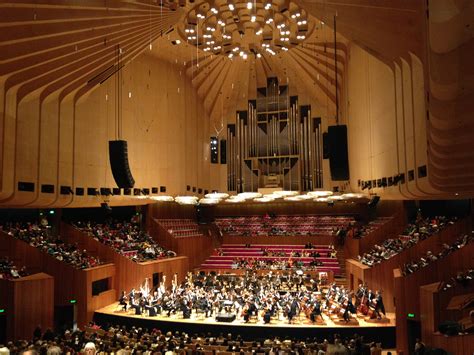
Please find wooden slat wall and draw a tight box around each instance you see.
[420,280,474,345]
[211,201,368,218]
[344,215,406,259]
[221,234,336,246]
[394,242,474,354]
[0,272,54,341]
[345,218,470,312]
[60,222,190,293]
[149,219,212,269]
[428,333,474,355]
[0,230,116,327]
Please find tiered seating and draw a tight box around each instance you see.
[354,217,393,239]
[74,221,176,262]
[8,323,385,354]
[200,244,341,274]
[2,223,103,270]
[357,216,457,267]
[0,257,29,280]
[156,219,204,238]
[215,215,355,237]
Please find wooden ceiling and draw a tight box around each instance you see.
[0,1,181,107]
[1,0,473,200]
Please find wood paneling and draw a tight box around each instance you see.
[149,219,212,269]
[212,201,369,218]
[60,223,190,295]
[0,272,54,341]
[0,230,116,327]
[344,214,406,259]
[394,241,474,354]
[221,234,336,246]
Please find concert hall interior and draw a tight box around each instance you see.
[0,0,473,354]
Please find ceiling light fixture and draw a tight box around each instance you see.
[179,0,312,59]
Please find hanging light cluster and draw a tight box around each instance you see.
[139,191,369,204]
[179,0,312,59]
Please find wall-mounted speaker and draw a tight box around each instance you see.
[328,125,350,181]
[220,139,227,164]
[322,132,329,159]
[109,140,135,188]
[368,195,380,208]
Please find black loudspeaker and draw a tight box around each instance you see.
[216,314,236,322]
[109,140,135,188]
[220,139,227,164]
[328,125,349,180]
[438,321,461,336]
[322,132,329,159]
[210,137,218,164]
[368,195,380,208]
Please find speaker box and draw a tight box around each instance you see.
[438,321,461,336]
[368,195,380,208]
[328,125,349,180]
[216,313,236,322]
[322,132,329,159]
[220,139,227,164]
[109,140,135,188]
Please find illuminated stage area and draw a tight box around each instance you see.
[94,303,396,347]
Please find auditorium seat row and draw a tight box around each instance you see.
[156,219,204,238]
[199,244,341,274]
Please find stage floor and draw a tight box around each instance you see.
[94,303,397,347]
[95,302,395,329]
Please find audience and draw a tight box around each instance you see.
[0,257,28,280]
[232,257,325,270]
[216,215,355,237]
[74,220,176,262]
[441,268,474,291]
[402,233,473,276]
[357,216,457,267]
[1,222,102,270]
[0,323,383,354]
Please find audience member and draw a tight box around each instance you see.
[74,220,176,262]
[1,223,102,270]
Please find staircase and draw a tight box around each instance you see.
[334,247,348,288]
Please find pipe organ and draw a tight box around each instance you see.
[227,77,323,193]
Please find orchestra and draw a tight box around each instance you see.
[116,271,386,325]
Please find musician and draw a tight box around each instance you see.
[374,290,386,319]
[310,299,323,323]
[342,294,356,322]
[287,298,300,324]
[130,292,142,315]
[119,290,128,311]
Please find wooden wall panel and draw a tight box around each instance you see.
[0,230,116,327]
[149,219,212,269]
[0,272,54,341]
[394,241,474,354]
[60,222,190,295]
[211,200,369,218]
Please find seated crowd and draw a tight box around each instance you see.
[1,222,102,270]
[74,220,176,262]
[232,257,324,270]
[0,257,28,280]
[402,233,473,276]
[357,216,457,267]
[1,324,387,354]
[441,268,474,292]
[215,215,355,237]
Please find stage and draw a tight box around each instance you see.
[94,303,397,348]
